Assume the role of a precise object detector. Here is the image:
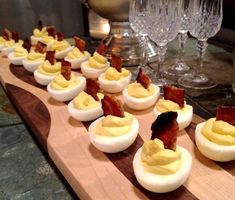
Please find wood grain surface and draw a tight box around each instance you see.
[1,54,235,200]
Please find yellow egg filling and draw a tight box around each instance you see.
[202,118,235,145]
[141,139,182,175]
[95,112,134,137]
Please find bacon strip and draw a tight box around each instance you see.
[101,95,124,117]
[111,54,122,72]
[136,68,151,89]
[164,85,184,108]
[61,59,71,80]
[216,106,235,126]
[96,42,107,55]
[3,29,12,41]
[74,36,85,53]
[23,37,32,52]
[45,51,55,65]
[38,20,43,31]
[47,26,56,38]
[12,31,19,43]
[86,78,100,101]
[35,41,47,54]
[57,32,64,41]
[151,111,178,151]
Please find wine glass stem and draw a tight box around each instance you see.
[137,35,147,68]
[177,31,188,63]
[197,39,208,74]
[156,45,167,79]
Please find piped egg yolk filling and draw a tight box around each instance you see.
[73,91,104,110]
[141,139,182,175]
[50,74,79,90]
[95,112,134,137]
[104,67,130,81]
[155,98,190,115]
[37,60,61,76]
[0,36,6,45]
[88,52,108,69]
[67,47,88,59]
[14,46,28,57]
[26,52,45,62]
[4,40,23,48]
[33,27,48,37]
[52,40,70,52]
[202,118,235,145]
[127,82,154,98]
[42,36,55,44]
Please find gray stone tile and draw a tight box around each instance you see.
[0,85,22,127]
[0,124,78,200]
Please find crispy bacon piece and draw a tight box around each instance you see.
[216,106,235,126]
[74,36,85,53]
[23,37,31,52]
[38,20,43,31]
[136,68,151,89]
[96,42,107,55]
[45,51,55,65]
[57,32,64,41]
[3,29,12,40]
[151,111,178,151]
[164,85,184,108]
[86,78,100,101]
[47,26,56,38]
[35,41,47,53]
[12,31,19,42]
[111,54,122,72]
[61,59,71,80]
[101,95,125,117]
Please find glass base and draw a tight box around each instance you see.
[178,73,217,90]
[164,62,191,77]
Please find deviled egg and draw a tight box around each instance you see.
[51,36,73,59]
[81,51,109,78]
[34,51,61,86]
[195,106,235,162]
[133,111,192,193]
[123,68,160,110]
[153,85,193,131]
[30,21,48,45]
[8,45,28,65]
[88,95,139,153]
[47,74,86,102]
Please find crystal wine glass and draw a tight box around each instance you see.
[129,0,154,77]
[178,0,223,89]
[164,0,195,78]
[146,0,182,86]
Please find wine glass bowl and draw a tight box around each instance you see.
[178,0,223,89]
[146,0,182,86]
[164,0,195,78]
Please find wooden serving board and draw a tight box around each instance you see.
[1,53,235,200]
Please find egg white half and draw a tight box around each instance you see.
[47,76,86,102]
[195,122,235,162]
[8,52,26,65]
[80,61,110,79]
[55,46,74,59]
[34,70,55,86]
[65,52,91,69]
[22,59,43,73]
[122,84,160,110]
[133,146,192,193]
[2,46,15,56]
[98,72,132,93]
[30,35,43,45]
[88,116,139,153]
[67,100,103,122]
[153,104,193,131]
